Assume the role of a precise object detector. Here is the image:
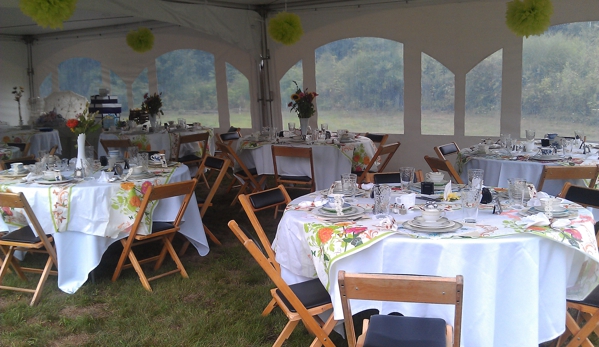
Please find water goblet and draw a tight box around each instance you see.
[399,167,415,191]
[341,173,357,201]
[468,169,484,190]
[461,188,480,223]
[525,130,535,141]
[288,122,296,132]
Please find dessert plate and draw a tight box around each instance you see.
[35,177,74,185]
[312,206,365,219]
[402,220,463,233]
[409,216,454,228]
[320,203,352,212]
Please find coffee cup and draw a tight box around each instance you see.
[130,165,145,175]
[426,172,444,183]
[42,170,56,180]
[421,208,445,222]
[540,147,554,156]
[327,194,345,207]
[11,162,24,174]
[540,197,561,211]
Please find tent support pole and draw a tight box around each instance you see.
[23,35,36,98]
[257,7,274,129]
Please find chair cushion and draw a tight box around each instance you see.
[249,188,285,209]
[279,175,312,182]
[363,315,447,347]
[152,222,176,233]
[205,156,224,170]
[1,226,42,243]
[440,144,458,155]
[565,186,599,208]
[569,284,599,308]
[178,154,202,163]
[275,278,331,312]
[221,132,240,141]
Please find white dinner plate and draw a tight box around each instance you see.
[531,206,567,214]
[149,161,178,167]
[402,220,463,233]
[0,169,30,178]
[312,206,365,219]
[529,155,564,161]
[409,216,454,228]
[128,172,156,180]
[35,177,75,185]
[320,202,352,212]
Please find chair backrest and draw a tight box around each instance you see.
[434,142,460,160]
[271,145,315,191]
[100,139,132,154]
[424,155,464,184]
[195,156,231,216]
[357,142,401,184]
[558,182,599,209]
[366,170,423,184]
[218,131,241,144]
[129,179,197,236]
[338,271,463,347]
[48,145,59,156]
[0,192,57,265]
[228,220,336,347]
[0,155,36,170]
[238,185,292,271]
[364,133,389,148]
[538,165,599,191]
[176,132,210,160]
[215,141,262,187]
[8,142,32,156]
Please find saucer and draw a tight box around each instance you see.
[410,216,454,228]
[321,202,352,212]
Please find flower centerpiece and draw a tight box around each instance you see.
[141,92,163,130]
[288,81,318,136]
[12,86,24,126]
[66,103,100,174]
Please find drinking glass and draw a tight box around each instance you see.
[561,138,573,155]
[525,130,535,141]
[373,184,391,218]
[128,146,139,165]
[137,153,149,172]
[85,145,94,160]
[178,118,186,128]
[468,169,484,190]
[461,188,480,223]
[341,173,357,201]
[399,167,415,191]
[321,123,328,131]
[288,122,296,131]
[500,133,511,148]
[508,178,526,209]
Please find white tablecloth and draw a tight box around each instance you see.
[273,192,598,347]
[0,129,62,158]
[459,148,599,196]
[98,128,214,160]
[0,165,209,293]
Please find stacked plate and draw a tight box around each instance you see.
[149,161,177,167]
[529,155,563,161]
[128,171,156,180]
[320,202,352,213]
[35,176,74,184]
[312,206,365,220]
[527,206,571,218]
[403,216,463,233]
[0,168,29,178]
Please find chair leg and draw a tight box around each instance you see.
[273,320,300,347]
[179,240,191,257]
[30,255,54,306]
[202,225,222,246]
[564,306,599,347]
[0,246,26,281]
[163,237,189,279]
[309,311,337,347]
[261,298,278,316]
[128,247,153,292]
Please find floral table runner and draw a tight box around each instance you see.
[0,129,37,145]
[292,201,598,296]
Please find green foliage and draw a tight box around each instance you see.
[19,0,78,29]
[126,27,155,53]
[505,0,553,37]
[268,12,304,45]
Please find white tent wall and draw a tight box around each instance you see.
[270,0,599,171]
[0,39,29,125]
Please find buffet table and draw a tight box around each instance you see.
[0,128,62,157]
[273,190,599,347]
[458,145,599,196]
[236,136,378,190]
[98,127,214,160]
[0,165,208,293]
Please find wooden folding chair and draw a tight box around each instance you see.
[353,142,401,185]
[180,156,231,253]
[111,179,196,291]
[48,145,59,156]
[228,220,336,347]
[537,165,599,192]
[0,192,58,306]
[216,142,266,206]
[424,155,464,184]
[175,132,210,168]
[338,271,463,347]
[364,133,389,149]
[367,170,424,185]
[100,138,132,156]
[434,142,460,161]
[272,145,316,192]
[0,155,37,170]
[8,142,32,157]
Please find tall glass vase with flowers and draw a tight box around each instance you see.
[12,86,25,127]
[66,104,100,175]
[288,81,318,137]
[141,92,163,131]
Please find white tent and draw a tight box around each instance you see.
[1,0,599,169]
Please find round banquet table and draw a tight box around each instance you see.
[273,191,599,347]
[0,165,209,294]
[0,128,62,158]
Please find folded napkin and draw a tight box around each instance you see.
[551,219,571,228]
[527,191,550,207]
[517,213,550,228]
[361,182,374,190]
[298,198,325,209]
[97,170,111,183]
[443,181,452,201]
[23,172,41,182]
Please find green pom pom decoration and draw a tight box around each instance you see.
[126,27,155,53]
[506,0,554,37]
[268,12,304,45]
[19,0,78,29]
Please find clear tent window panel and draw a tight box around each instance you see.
[39,74,52,98]
[280,60,303,131]
[421,53,454,135]
[522,22,599,140]
[315,38,404,133]
[465,49,502,137]
[110,71,129,113]
[156,49,217,127]
[226,63,251,129]
[132,68,148,110]
[58,57,101,98]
